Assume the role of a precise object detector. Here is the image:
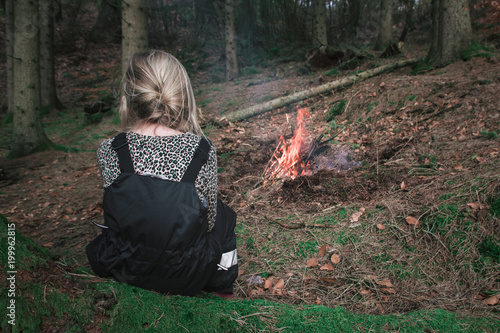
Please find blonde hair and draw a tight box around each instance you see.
[119,50,203,135]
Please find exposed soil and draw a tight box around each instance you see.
[0,19,499,329]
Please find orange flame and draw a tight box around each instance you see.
[272,108,311,179]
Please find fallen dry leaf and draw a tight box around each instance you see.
[453,164,463,171]
[400,181,406,190]
[331,254,341,264]
[315,297,322,305]
[306,257,319,267]
[318,245,328,257]
[350,207,366,222]
[406,216,420,227]
[360,289,372,295]
[264,276,276,289]
[375,279,393,287]
[320,264,334,271]
[376,224,386,230]
[467,202,481,210]
[250,287,264,296]
[381,288,396,294]
[273,279,285,290]
[319,277,335,283]
[484,295,499,306]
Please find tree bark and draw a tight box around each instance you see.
[121,0,149,74]
[225,0,238,80]
[40,0,62,110]
[427,0,472,66]
[224,58,418,122]
[375,0,394,51]
[11,0,50,158]
[92,0,121,43]
[313,0,328,51]
[6,0,14,114]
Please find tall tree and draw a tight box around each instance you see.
[375,0,394,51]
[313,0,328,52]
[225,0,238,80]
[5,0,14,114]
[40,0,62,110]
[11,0,50,158]
[91,0,122,43]
[427,0,472,66]
[121,0,149,74]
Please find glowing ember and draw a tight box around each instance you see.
[268,108,312,179]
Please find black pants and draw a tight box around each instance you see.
[86,199,237,294]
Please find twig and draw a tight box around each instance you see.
[344,90,361,115]
[264,215,331,229]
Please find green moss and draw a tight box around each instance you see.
[480,131,498,140]
[477,237,500,263]
[296,240,318,258]
[491,196,500,218]
[460,42,497,61]
[325,101,346,122]
[0,214,55,271]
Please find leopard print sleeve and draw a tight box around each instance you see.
[96,132,218,231]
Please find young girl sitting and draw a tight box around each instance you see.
[86,50,237,297]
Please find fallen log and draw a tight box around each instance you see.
[224,58,419,122]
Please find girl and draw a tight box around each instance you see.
[86,50,237,297]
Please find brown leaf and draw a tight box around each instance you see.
[315,297,322,305]
[264,276,276,289]
[453,164,463,171]
[360,289,372,295]
[381,288,396,294]
[375,279,393,287]
[350,208,366,222]
[400,181,406,190]
[306,257,319,267]
[43,242,53,248]
[376,224,386,230]
[484,295,499,306]
[250,287,264,295]
[318,245,328,257]
[320,264,334,271]
[319,277,335,283]
[406,216,420,227]
[331,254,341,264]
[467,202,481,210]
[273,279,285,290]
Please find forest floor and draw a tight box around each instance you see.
[0,39,499,331]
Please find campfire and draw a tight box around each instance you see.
[265,108,312,180]
[263,108,360,184]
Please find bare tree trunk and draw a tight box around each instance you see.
[428,0,439,58]
[375,0,394,51]
[225,0,238,80]
[40,0,62,110]
[91,0,121,43]
[6,0,14,114]
[122,0,149,74]
[11,0,50,158]
[427,0,472,66]
[313,0,328,52]
[224,58,418,122]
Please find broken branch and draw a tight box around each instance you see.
[225,58,419,122]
